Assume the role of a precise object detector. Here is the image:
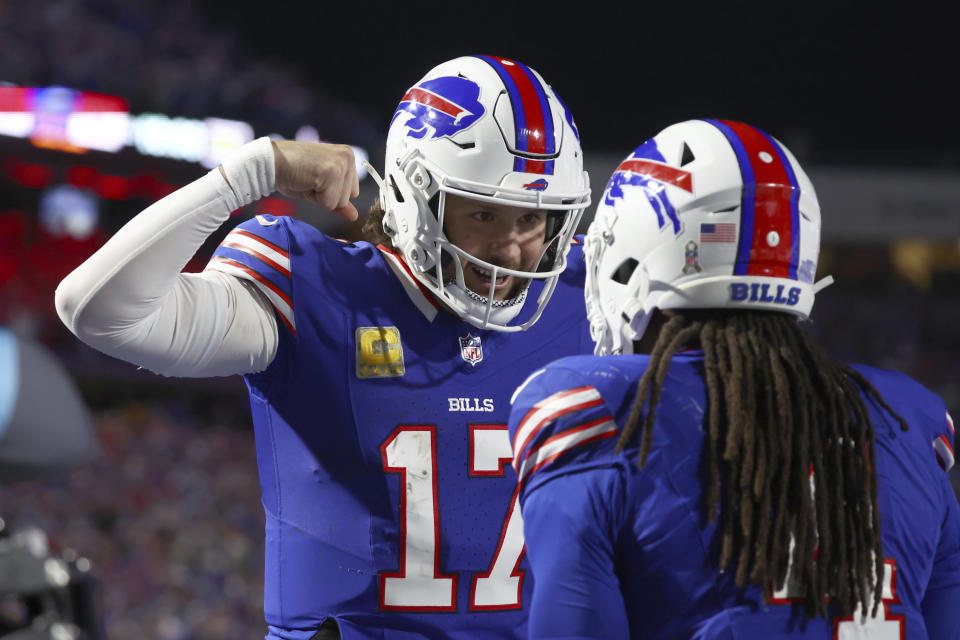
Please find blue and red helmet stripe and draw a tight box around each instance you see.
[703,119,801,280]
[762,129,801,280]
[476,55,555,175]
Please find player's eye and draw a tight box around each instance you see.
[471,211,495,222]
[519,212,544,226]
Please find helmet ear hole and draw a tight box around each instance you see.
[611,258,639,285]
[389,176,405,203]
[535,211,568,273]
[428,192,441,219]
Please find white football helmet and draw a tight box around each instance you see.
[367,55,591,332]
[584,119,833,355]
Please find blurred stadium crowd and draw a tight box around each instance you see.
[0,1,958,639]
[0,402,266,639]
[0,0,379,147]
[813,245,960,412]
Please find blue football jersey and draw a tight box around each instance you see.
[205,215,592,640]
[508,353,960,640]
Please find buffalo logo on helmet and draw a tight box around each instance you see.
[522,178,549,191]
[392,76,485,140]
[603,139,693,235]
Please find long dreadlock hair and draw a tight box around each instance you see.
[616,310,909,619]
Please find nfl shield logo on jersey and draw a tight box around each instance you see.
[459,334,483,366]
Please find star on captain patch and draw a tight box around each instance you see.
[459,333,483,366]
[356,327,405,378]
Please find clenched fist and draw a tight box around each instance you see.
[272,141,360,220]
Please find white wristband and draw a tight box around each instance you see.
[219,136,276,209]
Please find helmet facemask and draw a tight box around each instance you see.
[584,208,654,356]
[370,149,586,331]
[374,55,591,332]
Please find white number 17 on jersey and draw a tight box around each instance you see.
[379,425,525,612]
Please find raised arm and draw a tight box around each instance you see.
[54,138,358,377]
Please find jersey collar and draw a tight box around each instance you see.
[377,244,440,322]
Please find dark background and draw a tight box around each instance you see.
[194,3,960,164]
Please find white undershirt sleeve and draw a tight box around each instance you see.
[55,139,280,377]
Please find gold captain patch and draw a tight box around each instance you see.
[355,326,405,379]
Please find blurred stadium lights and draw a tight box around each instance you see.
[0,85,370,177]
[131,113,209,163]
[0,86,128,154]
[1,157,177,202]
[200,117,254,169]
[295,124,369,180]
[38,186,99,240]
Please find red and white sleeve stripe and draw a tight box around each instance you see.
[934,411,956,472]
[219,229,291,277]
[515,416,618,487]
[512,386,605,471]
[205,229,295,334]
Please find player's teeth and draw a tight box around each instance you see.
[472,266,508,282]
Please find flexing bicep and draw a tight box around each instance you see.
[55,138,279,377]
[521,469,629,640]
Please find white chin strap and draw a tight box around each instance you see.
[594,301,653,357]
[618,299,654,355]
[813,275,835,293]
[615,263,653,354]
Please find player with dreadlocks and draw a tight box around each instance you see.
[507,119,960,639]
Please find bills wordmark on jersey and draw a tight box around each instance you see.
[448,398,495,412]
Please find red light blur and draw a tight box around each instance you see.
[255,196,294,217]
[94,174,133,200]
[66,165,99,188]
[10,161,53,188]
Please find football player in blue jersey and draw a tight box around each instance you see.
[55,56,592,640]
[508,119,960,639]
